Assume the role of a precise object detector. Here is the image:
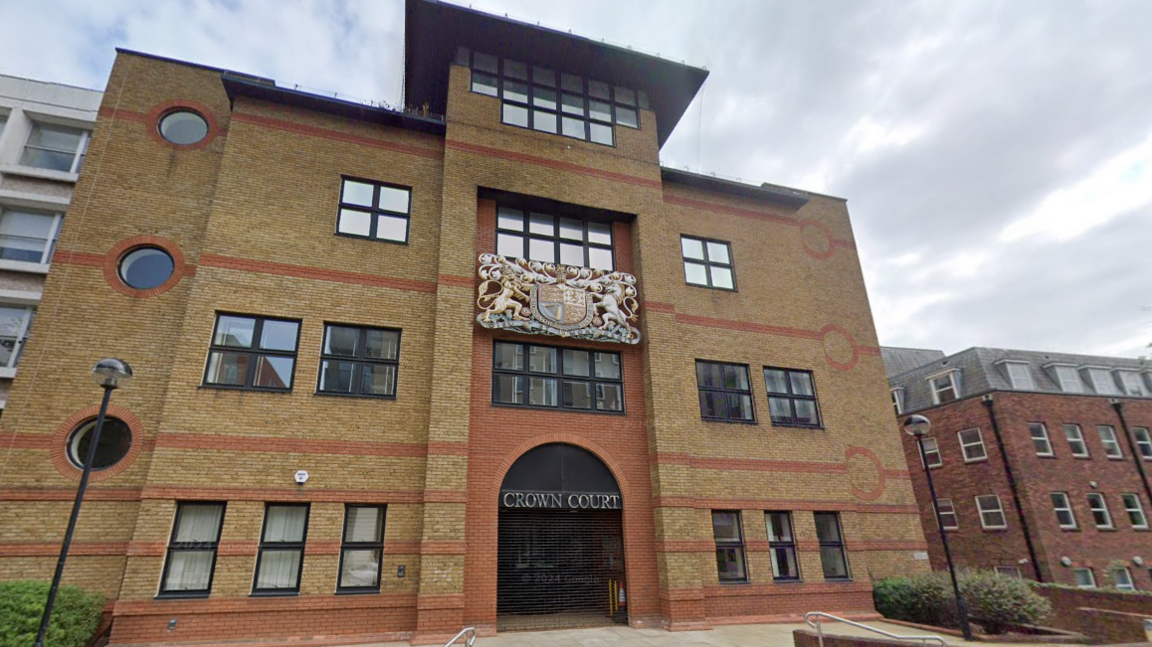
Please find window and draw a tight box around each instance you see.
[928,371,960,404]
[936,498,958,530]
[1112,567,1135,591]
[0,114,6,139]
[1084,367,1117,395]
[1133,428,1152,460]
[1121,493,1148,529]
[1086,493,1113,529]
[920,437,943,468]
[318,325,400,398]
[0,207,62,264]
[1116,370,1147,396]
[1051,365,1083,393]
[681,236,734,290]
[1050,492,1077,529]
[20,122,89,173]
[975,495,1007,529]
[711,511,747,582]
[66,417,132,470]
[492,341,623,413]
[891,388,904,415]
[696,360,753,422]
[1002,361,1035,390]
[253,504,309,594]
[118,247,174,290]
[158,110,209,145]
[1064,424,1089,458]
[765,512,800,581]
[203,314,300,391]
[337,178,411,244]
[1098,425,1123,459]
[1073,568,1096,588]
[338,505,386,591]
[495,206,614,270]
[764,368,821,427]
[1029,423,1054,456]
[0,305,35,369]
[814,512,850,580]
[958,428,987,462]
[159,502,225,596]
[995,567,1022,578]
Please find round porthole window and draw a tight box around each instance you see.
[158,110,209,145]
[118,247,175,290]
[67,417,133,470]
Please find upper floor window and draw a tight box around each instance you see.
[1073,568,1096,588]
[920,437,943,468]
[1000,361,1035,390]
[681,236,734,290]
[0,207,62,265]
[496,206,613,270]
[0,114,7,140]
[927,370,960,404]
[0,305,35,370]
[975,494,1007,529]
[763,367,821,427]
[1121,493,1148,529]
[1111,567,1135,592]
[1050,492,1077,529]
[204,314,300,391]
[1063,424,1090,458]
[1116,370,1147,396]
[1097,425,1123,459]
[1029,422,1054,456]
[696,360,753,422]
[20,122,89,173]
[492,341,623,413]
[1133,428,1152,460]
[337,178,411,244]
[1086,493,1113,529]
[936,498,958,530]
[1049,364,1083,393]
[1083,367,1117,395]
[318,324,400,398]
[891,388,904,415]
[958,428,987,462]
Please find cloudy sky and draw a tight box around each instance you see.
[2,0,1150,358]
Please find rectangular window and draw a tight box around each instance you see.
[1121,493,1148,529]
[204,314,300,391]
[995,567,1022,578]
[1098,425,1123,459]
[937,498,958,530]
[928,371,960,404]
[1086,493,1113,529]
[20,122,89,173]
[0,114,6,139]
[492,341,624,413]
[1050,492,1077,529]
[765,512,800,581]
[958,428,987,462]
[1029,422,1054,456]
[975,495,1007,529]
[814,512,850,580]
[1116,371,1147,396]
[338,505,386,591]
[159,502,225,596]
[1073,568,1096,588]
[337,178,411,244]
[495,206,614,270]
[920,437,943,468]
[1003,362,1035,390]
[318,324,400,398]
[681,236,735,290]
[1064,424,1089,458]
[1134,428,1152,460]
[711,511,747,582]
[696,360,753,422]
[253,503,309,594]
[0,207,62,264]
[891,388,904,415]
[1112,567,1135,591]
[764,368,821,427]
[1052,365,1083,393]
[1084,367,1117,395]
[0,305,35,369]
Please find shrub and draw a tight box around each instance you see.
[0,580,105,647]
[873,570,1050,635]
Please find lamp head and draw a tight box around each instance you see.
[903,414,931,437]
[92,358,133,389]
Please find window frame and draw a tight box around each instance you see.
[763,367,822,428]
[491,340,625,414]
[765,511,801,582]
[157,502,226,598]
[975,494,1008,530]
[1073,567,1096,589]
[1115,370,1147,396]
[0,304,35,370]
[711,510,748,583]
[1064,424,1090,458]
[1029,422,1054,457]
[680,235,736,291]
[891,388,904,415]
[695,359,755,423]
[1086,493,1113,529]
[927,370,960,404]
[1097,425,1124,459]
[337,504,387,593]
[1133,428,1152,461]
[1050,492,1077,529]
[316,323,401,399]
[1112,567,1135,591]
[1121,493,1148,530]
[494,205,615,270]
[0,206,63,265]
[1083,367,1117,395]
[936,497,958,530]
[995,566,1023,578]
[252,503,310,595]
[20,122,89,174]
[920,436,943,468]
[999,360,1035,390]
[336,176,412,245]
[814,511,851,581]
[1050,364,1083,393]
[958,428,988,463]
[202,313,301,392]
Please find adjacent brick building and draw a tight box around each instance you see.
[0,1,927,644]
[884,346,1152,590]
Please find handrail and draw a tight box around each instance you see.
[805,612,948,647]
[442,626,476,647]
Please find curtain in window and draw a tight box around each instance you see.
[256,506,306,589]
[257,550,302,589]
[175,504,223,542]
[164,550,214,591]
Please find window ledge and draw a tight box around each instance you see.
[154,592,211,600]
[199,384,294,394]
[717,580,751,585]
[772,578,805,584]
[0,367,16,379]
[335,588,383,595]
[963,457,989,464]
[701,417,759,425]
[314,390,397,401]
[822,578,854,583]
[770,422,825,430]
[0,259,50,274]
[249,590,300,597]
[0,164,79,183]
[491,401,626,416]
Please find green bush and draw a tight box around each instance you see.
[0,580,105,647]
[873,570,1050,635]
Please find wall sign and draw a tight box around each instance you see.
[502,490,622,510]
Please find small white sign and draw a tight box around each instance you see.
[913,551,929,561]
[294,470,309,484]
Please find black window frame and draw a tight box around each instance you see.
[495,205,615,270]
[337,504,387,593]
[765,511,801,582]
[491,340,625,414]
[316,323,401,399]
[203,313,301,392]
[252,502,310,596]
[711,510,748,583]
[680,235,736,291]
[763,367,823,428]
[157,501,226,599]
[814,511,851,581]
[695,360,755,423]
[336,176,413,245]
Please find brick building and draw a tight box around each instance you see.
[884,346,1152,590]
[0,1,927,643]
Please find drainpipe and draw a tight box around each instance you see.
[981,395,1044,582]
[1110,399,1152,506]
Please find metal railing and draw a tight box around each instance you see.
[805,612,948,647]
[442,627,476,647]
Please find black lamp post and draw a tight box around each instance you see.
[904,413,974,641]
[34,358,133,647]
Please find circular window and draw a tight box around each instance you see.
[67,417,133,470]
[119,247,175,290]
[158,110,209,145]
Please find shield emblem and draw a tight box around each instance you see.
[531,284,594,331]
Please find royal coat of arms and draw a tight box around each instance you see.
[476,254,641,344]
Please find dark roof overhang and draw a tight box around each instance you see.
[660,167,812,209]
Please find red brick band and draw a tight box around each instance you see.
[155,433,429,457]
[112,592,416,616]
[651,496,919,515]
[0,486,142,501]
[0,541,129,556]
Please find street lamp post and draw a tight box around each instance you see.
[904,414,974,642]
[34,358,133,647]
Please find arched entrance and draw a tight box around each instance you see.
[497,443,626,631]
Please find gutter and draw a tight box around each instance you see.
[981,395,1044,581]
